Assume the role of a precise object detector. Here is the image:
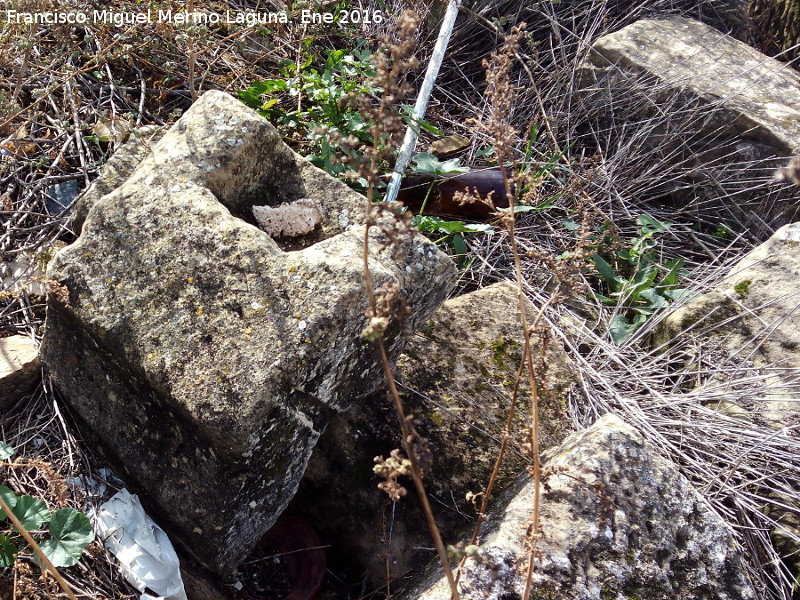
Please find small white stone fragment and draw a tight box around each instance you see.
[253,199,323,238]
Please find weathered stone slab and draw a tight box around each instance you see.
[576,16,800,230]
[40,91,456,574]
[405,414,756,600]
[298,282,575,584]
[655,221,800,426]
[0,336,39,410]
[580,17,800,155]
[654,221,800,585]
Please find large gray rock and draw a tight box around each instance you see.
[298,282,575,584]
[654,221,800,586]
[406,414,756,600]
[71,91,365,248]
[581,17,800,155]
[577,16,800,229]
[655,221,800,426]
[40,90,456,574]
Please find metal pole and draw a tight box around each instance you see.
[384,0,462,204]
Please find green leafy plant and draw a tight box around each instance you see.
[240,48,444,191]
[239,48,380,183]
[408,152,470,214]
[413,215,492,270]
[518,124,572,179]
[590,214,689,344]
[713,223,732,239]
[0,443,93,568]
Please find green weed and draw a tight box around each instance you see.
[0,443,93,569]
[239,47,379,184]
[589,214,690,344]
[412,215,491,270]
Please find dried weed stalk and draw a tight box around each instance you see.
[473,25,546,599]
[342,10,461,599]
[444,7,800,596]
[453,24,606,597]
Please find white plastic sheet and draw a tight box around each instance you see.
[91,489,187,600]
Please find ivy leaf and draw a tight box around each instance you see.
[0,535,16,567]
[37,508,94,568]
[664,288,692,302]
[609,315,637,345]
[0,442,14,460]
[410,152,469,176]
[660,258,684,288]
[589,290,617,306]
[11,495,50,532]
[0,486,18,517]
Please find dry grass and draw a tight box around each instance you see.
[0,383,136,599]
[438,4,800,598]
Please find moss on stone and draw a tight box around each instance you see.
[491,337,520,371]
[733,279,752,299]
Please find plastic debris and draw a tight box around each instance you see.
[0,250,49,297]
[70,467,123,502]
[90,489,187,600]
[45,180,79,216]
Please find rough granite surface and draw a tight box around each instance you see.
[577,16,800,228]
[71,90,366,248]
[71,125,165,233]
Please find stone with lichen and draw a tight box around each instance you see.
[580,17,800,156]
[297,282,575,585]
[655,221,800,428]
[40,90,456,574]
[405,414,756,600]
